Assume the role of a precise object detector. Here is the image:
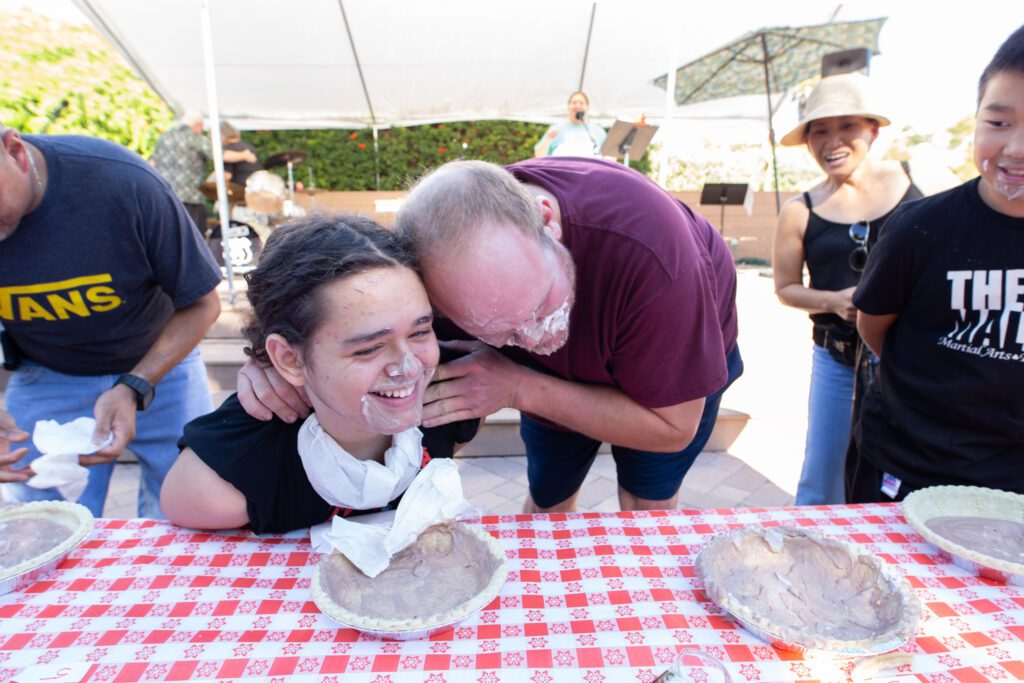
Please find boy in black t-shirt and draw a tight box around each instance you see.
[849,25,1024,502]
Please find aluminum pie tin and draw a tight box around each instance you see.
[318,603,485,641]
[903,485,1024,587]
[0,501,94,596]
[695,526,919,659]
[724,609,909,659]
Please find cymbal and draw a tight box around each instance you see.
[200,181,245,202]
[264,150,308,168]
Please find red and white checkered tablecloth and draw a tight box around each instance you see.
[1,504,1023,682]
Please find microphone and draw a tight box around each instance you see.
[575,110,599,154]
[41,99,69,134]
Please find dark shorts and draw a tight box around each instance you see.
[522,345,744,507]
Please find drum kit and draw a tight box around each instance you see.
[202,149,311,273]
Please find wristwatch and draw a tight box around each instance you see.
[115,374,156,411]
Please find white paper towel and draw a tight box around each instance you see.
[310,458,473,577]
[28,417,112,501]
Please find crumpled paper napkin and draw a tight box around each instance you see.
[28,417,112,501]
[309,458,474,577]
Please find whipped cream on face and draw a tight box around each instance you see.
[361,353,434,434]
[925,516,1024,565]
[995,163,1024,201]
[477,296,572,356]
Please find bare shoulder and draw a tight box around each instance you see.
[777,193,811,235]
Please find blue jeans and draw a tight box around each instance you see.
[794,344,855,505]
[522,345,744,507]
[1,348,212,518]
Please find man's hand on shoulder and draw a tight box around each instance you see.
[421,340,524,428]
[237,357,311,423]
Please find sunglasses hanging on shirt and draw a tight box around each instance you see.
[848,221,870,272]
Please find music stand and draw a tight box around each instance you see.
[821,48,871,77]
[600,121,658,168]
[699,183,753,235]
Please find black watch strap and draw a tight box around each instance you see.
[115,373,155,411]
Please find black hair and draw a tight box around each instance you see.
[978,24,1024,106]
[241,213,417,365]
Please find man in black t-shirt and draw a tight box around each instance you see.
[220,121,262,189]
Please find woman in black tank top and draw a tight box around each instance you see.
[771,74,923,506]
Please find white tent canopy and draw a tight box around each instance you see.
[72,0,884,130]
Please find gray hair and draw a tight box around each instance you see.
[178,110,204,128]
[396,160,546,259]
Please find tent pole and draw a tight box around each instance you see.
[577,3,597,92]
[372,125,380,191]
[658,6,679,189]
[200,0,234,303]
[761,33,781,215]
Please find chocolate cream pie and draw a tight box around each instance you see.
[0,501,94,584]
[313,521,507,634]
[904,485,1024,578]
[696,526,920,654]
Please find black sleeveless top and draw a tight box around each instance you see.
[803,162,923,332]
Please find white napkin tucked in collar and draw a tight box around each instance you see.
[297,413,423,510]
[28,417,113,501]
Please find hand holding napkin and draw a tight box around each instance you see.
[28,417,113,501]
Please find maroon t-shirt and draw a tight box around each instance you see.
[499,158,738,415]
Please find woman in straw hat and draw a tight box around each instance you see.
[772,73,923,505]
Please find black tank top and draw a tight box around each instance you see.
[803,162,923,331]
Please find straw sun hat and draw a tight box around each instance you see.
[779,72,891,146]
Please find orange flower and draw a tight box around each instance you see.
[349,132,358,140]
[438,147,447,153]
[358,142,366,150]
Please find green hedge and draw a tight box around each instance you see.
[248,122,651,191]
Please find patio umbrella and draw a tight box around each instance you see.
[653,17,886,213]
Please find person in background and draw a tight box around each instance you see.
[772,73,922,505]
[149,111,256,232]
[850,24,1024,502]
[161,214,478,533]
[534,91,607,158]
[219,120,262,189]
[0,124,221,517]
